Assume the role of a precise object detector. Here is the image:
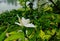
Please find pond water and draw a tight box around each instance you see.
[0,0,22,13]
[0,0,51,13]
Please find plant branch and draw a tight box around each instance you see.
[49,0,60,10]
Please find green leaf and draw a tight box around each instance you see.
[44,35,51,40]
[51,29,56,35]
[0,27,9,41]
[4,31,24,41]
[39,30,45,39]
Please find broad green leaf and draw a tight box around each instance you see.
[29,31,35,39]
[46,30,51,35]
[44,35,51,40]
[51,29,56,35]
[39,30,45,39]
[4,31,24,41]
[43,5,53,11]
[56,29,60,39]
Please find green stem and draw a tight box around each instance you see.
[22,27,29,40]
[25,0,26,13]
[37,0,41,14]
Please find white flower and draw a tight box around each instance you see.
[15,15,35,27]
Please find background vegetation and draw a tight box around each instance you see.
[0,0,60,41]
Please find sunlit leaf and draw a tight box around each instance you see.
[51,29,56,35]
[39,30,45,39]
[4,31,24,41]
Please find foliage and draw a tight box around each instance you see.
[4,31,24,41]
[0,8,60,41]
[0,0,60,41]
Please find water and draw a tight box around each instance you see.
[0,0,49,13]
[0,0,22,13]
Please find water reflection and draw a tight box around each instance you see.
[0,0,21,13]
[6,0,17,6]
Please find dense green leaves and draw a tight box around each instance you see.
[0,9,60,41]
[0,27,9,41]
[0,0,60,41]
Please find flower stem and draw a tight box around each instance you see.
[25,0,26,13]
[22,27,29,40]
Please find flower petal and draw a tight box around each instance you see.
[24,23,35,27]
[15,22,22,26]
[26,19,30,23]
[22,17,29,25]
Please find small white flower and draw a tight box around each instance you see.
[15,15,35,28]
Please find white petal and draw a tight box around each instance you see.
[22,17,28,25]
[26,19,30,23]
[15,22,22,26]
[24,23,35,27]
[22,17,26,23]
[22,17,26,21]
